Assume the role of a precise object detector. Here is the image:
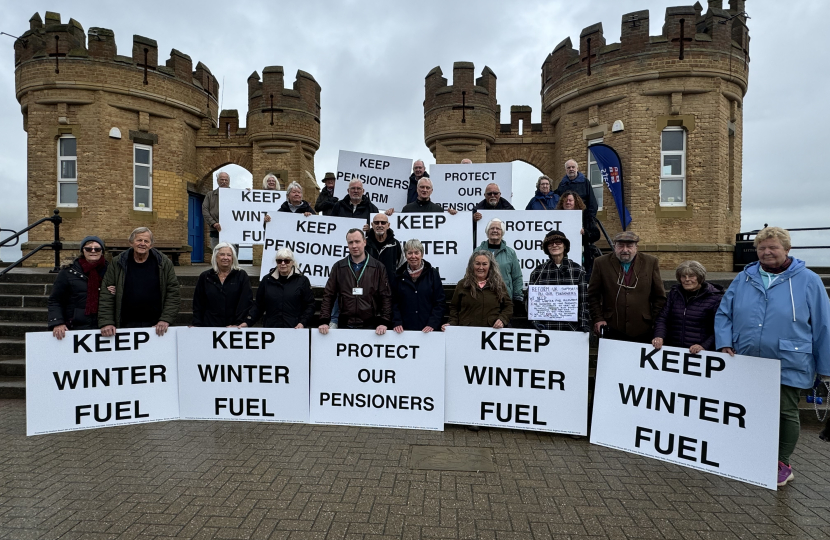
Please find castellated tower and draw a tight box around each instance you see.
[423,1,749,271]
[12,12,321,265]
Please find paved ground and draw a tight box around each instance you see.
[1,401,829,540]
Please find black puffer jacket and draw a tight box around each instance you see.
[326,194,379,223]
[246,269,315,328]
[278,200,317,214]
[653,282,725,350]
[406,172,429,204]
[366,228,404,283]
[47,258,108,330]
[192,268,254,327]
[391,260,445,331]
[314,186,338,215]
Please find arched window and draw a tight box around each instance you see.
[660,127,686,206]
[57,135,77,206]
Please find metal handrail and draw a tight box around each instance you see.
[593,216,613,250]
[0,229,18,247]
[0,209,63,276]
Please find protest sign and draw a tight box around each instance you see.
[176,328,309,423]
[428,163,513,212]
[591,340,780,490]
[219,188,286,244]
[475,210,582,282]
[527,285,578,321]
[444,327,589,434]
[260,213,365,286]
[391,212,472,284]
[26,329,180,436]
[310,330,445,430]
[334,150,413,212]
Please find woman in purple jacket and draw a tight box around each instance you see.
[652,261,724,353]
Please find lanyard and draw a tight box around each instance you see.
[349,254,369,286]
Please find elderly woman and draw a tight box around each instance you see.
[525,175,559,210]
[715,227,830,487]
[527,231,589,332]
[476,218,523,303]
[556,190,600,273]
[242,248,314,328]
[278,181,316,216]
[191,243,253,327]
[652,261,724,354]
[262,173,281,191]
[392,239,445,333]
[443,250,513,330]
[47,236,109,339]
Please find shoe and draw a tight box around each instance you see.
[329,322,338,330]
[777,461,794,487]
[467,425,481,432]
[820,422,830,441]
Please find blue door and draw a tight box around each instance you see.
[188,194,205,263]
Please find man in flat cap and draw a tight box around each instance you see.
[587,231,666,343]
[314,172,339,215]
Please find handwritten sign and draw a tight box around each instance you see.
[527,285,578,321]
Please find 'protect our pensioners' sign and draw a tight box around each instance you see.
[444,327,589,434]
[428,163,513,212]
[176,328,309,423]
[590,340,781,490]
[260,213,365,286]
[25,329,180,436]
[310,330,445,431]
[391,212,472,285]
[219,188,286,244]
[334,150,413,212]
[475,210,582,283]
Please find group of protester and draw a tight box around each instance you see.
[46,159,830,489]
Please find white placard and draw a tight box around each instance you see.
[444,327,589,434]
[310,330,445,430]
[591,340,781,490]
[25,329,180,436]
[176,328,310,423]
[428,163,513,212]
[219,188,286,244]
[527,285,578,321]
[334,150,413,212]
[391,212,473,284]
[475,210,582,283]
[260,213,365,286]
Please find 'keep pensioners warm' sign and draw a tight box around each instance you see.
[591,340,781,490]
[429,163,513,212]
[219,188,286,244]
[391,212,472,284]
[334,150,413,212]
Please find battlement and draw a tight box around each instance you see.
[14,12,219,102]
[424,62,497,113]
[247,66,321,120]
[540,1,749,96]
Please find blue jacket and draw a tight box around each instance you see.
[554,172,597,218]
[391,260,445,331]
[715,258,830,388]
[476,240,524,301]
[525,190,559,210]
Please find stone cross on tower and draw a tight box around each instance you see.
[582,37,597,76]
[48,35,66,74]
[136,47,156,85]
[262,93,283,126]
[671,19,693,60]
[452,91,474,123]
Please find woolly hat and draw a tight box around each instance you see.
[542,230,570,255]
[79,235,106,252]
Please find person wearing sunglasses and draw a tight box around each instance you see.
[191,243,253,328]
[587,231,666,343]
[473,183,514,222]
[47,236,109,340]
[366,213,404,283]
[242,248,314,329]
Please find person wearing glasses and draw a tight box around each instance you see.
[392,239,446,333]
[241,248,314,329]
[525,175,559,210]
[99,227,181,337]
[473,183,514,222]
[318,228,392,335]
[191,243,253,328]
[327,179,391,230]
[587,231,665,343]
[366,213,404,282]
[476,218,524,306]
[47,236,110,339]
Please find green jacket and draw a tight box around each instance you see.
[476,240,524,301]
[98,248,181,327]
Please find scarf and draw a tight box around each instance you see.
[407,261,424,280]
[78,257,106,315]
[760,257,792,275]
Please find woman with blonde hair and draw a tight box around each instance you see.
[242,248,314,328]
[443,250,513,330]
[192,242,253,327]
[262,173,281,190]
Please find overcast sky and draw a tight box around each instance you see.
[1,1,828,263]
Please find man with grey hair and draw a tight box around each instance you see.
[327,178,382,230]
[277,181,316,216]
[554,159,597,219]
[460,158,473,164]
[401,177,458,214]
[406,159,429,204]
[99,227,181,337]
[202,171,230,249]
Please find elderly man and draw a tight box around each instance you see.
[202,171,230,249]
[473,182,514,222]
[318,228,392,335]
[460,158,473,164]
[314,172,338,214]
[366,212,404,280]
[406,159,429,204]
[401,177,458,214]
[278,181,316,216]
[327,179,393,229]
[99,227,181,337]
[554,159,597,219]
[588,231,666,343]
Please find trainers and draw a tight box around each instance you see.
[329,322,338,330]
[777,461,794,487]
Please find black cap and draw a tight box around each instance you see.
[80,235,106,252]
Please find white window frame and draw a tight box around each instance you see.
[133,143,153,211]
[587,138,603,210]
[57,135,78,207]
[660,127,686,207]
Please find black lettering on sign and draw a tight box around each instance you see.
[640,347,728,378]
[480,331,549,352]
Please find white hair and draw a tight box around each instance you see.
[485,218,506,235]
[417,177,433,188]
[128,227,154,244]
[211,242,240,272]
[262,174,281,190]
[274,247,300,274]
[286,181,303,195]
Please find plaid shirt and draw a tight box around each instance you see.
[526,256,590,332]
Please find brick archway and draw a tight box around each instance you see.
[195,148,254,192]
[487,144,556,179]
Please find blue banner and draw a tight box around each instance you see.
[589,144,632,230]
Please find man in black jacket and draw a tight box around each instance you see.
[314,172,338,215]
[366,213,404,280]
[473,182,515,222]
[327,179,393,229]
[401,177,458,214]
[405,159,429,204]
[554,159,598,219]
